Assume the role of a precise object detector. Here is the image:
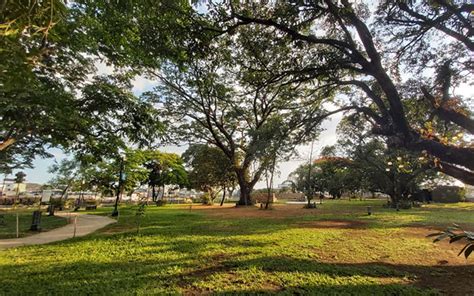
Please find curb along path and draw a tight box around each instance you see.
[0,213,116,250]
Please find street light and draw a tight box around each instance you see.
[112,154,126,217]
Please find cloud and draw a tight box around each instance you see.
[131,76,157,95]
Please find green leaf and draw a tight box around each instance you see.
[426,232,444,238]
[433,233,450,243]
[449,234,466,244]
[464,244,474,259]
[457,243,471,256]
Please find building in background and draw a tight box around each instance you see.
[0,178,26,197]
[277,180,295,191]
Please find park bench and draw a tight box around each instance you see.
[85,205,97,210]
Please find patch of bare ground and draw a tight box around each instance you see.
[298,219,368,229]
[191,204,320,219]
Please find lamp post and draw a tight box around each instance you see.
[112,155,126,217]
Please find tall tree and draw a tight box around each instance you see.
[48,158,84,200]
[183,144,236,205]
[144,151,188,202]
[154,42,336,204]
[67,1,347,205]
[336,113,438,206]
[13,171,26,201]
[209,1,474,185]
[1,2,164,172]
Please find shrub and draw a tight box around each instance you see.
[50,198,65,210]
[156,199,167,207]
[64,199,76,209]
[200,193,213,205]
[384,199,413,209]
[432,186,465,203]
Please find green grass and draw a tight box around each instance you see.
[0,209,68,239]
[0,200,472,295]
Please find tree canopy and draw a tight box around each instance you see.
[183,144,236,204]
[0,1,164,173]
[2,1,473,195]
[205,1,473,185]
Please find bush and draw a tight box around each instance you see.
[50,198,65,210]
[156,199,167,207]
[304,202,317,209]
[84,199,99,206]
[0,197,40,206]
[384,199,413,209]
[64,199,76,209]
[200,193,213,205]
[432,186,465,203]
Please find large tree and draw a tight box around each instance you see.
[1,2,164,172]
[144,151,188,202]
[61,1,348,205]
[335,113,438,206]
[153,36,341,205]
[207,0,473,185]
[183,144,236,205]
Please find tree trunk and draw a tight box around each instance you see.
[60,184,70,201]
[237,183,253,205]
[0,138,16,151]
[220,186,226,206]
[152,185,156,202]
[235,168,255,206]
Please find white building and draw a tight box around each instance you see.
[0,178,26,197]
[277,180,295,191]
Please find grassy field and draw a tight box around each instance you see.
[0,209,68,239]
[0,199,473,295]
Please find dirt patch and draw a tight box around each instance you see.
[298,219,368,229]
[191,204,319,219]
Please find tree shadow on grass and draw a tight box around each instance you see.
[179,255,474,295]
[2,205,473,295]
[1,254,471,295]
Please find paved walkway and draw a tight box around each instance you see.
[0,213,116,250]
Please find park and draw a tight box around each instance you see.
[0,200,473,294]
[1,1,473,295]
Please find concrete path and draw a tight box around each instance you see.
[0,213,116,250]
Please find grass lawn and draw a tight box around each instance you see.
[0,199,473,295]
[0,209,68,239]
